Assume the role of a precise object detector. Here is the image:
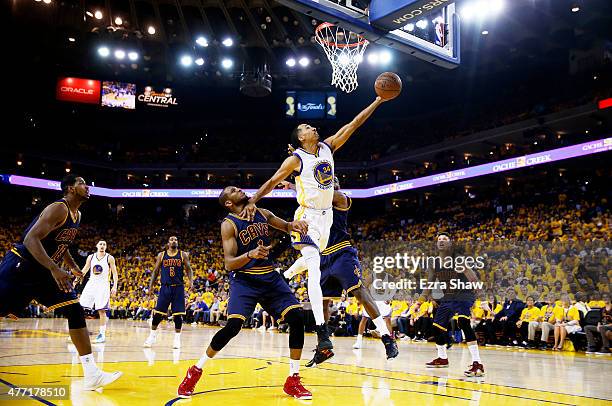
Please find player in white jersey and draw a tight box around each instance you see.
[241,96,387,354]
[78,240,118,343]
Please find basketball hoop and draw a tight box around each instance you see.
[315,22,369,93]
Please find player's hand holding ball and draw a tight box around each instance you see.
[375,72,402,101]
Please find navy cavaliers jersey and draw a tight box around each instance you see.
[160,250,184,285]
[13,199,80,266]
[433,254,475,302]
[321,195,353,256]
[224,210,274,274]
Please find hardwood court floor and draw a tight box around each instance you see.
[0,319,610,405]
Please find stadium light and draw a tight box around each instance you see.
[43,0,51,3]
[128,51,138,61]
[114,17,123,26]
[68,37,76,42]
[196,36,208,47]
[86,11,93,17]
[379,50,392,64]
[221,58,233,69]
[367,52,379,65]
[94,10,103,20]
[461,0,505,21]
[195,57,204,66]
[286,58,296,67]
[338,54,350,66]
[98,46,110,57]
[482,30,489,35]
[416,19,428,29]
[405,23,415,32]
[222,38,233,47]
[114,49,126,60]
[180,55,193,67]
[571,5,580,13]
[298,57,310,67]
[147,26,156,35]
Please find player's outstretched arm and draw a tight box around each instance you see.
[221,220,270,271]
[182,251,194,290]
[333,190,349,210]
[258,208,308,235]
[148,252,163,292]
[324,96,385,152]
[240,155,301,220]
[23,202,73,292]
[109,255,118,295]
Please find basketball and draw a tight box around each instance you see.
[375,72,402,100]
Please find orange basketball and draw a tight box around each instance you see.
[375,72,402,100]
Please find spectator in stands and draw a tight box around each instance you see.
[192,298,210,325]
[585,296,612,355]
[552,294,581,351]
[537,293,558,350]
[209,297,221,325]
[516,296,542,348]
[493,289,524,346]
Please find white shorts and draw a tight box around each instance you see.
[80,281,110,311]
[362,301,392,318]
[291,206,333,251]
[564,324,581,334]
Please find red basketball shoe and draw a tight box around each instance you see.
[464,362,485,377]
[425,358,449,368]
[283,374,312,400]
[177,365,203,398]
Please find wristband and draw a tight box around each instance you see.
[246,251,252,259]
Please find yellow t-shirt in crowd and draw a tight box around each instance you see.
[519,306,541,322]
[418,301,432,318]
[391,300,408,317]
[588,300,605,308]
[202,292,214,307]
[540,304,556,323]
[346,302,359,316]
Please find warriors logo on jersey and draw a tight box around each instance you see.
[92,264,103,275]
[313,161,333,188]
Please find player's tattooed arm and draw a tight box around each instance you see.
[182,251,194,291]
[241,155,301,220]
[23,202,73,292]
[324,96,385,152]
[109,255,118,295]
[221,220,270,270]
[258,208,308,235]
[148,252,163,292]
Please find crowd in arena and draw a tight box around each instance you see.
[0,178,610,354]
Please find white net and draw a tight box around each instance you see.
[315,23,369,93]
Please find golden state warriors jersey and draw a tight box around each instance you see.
[292,142,334,210]
[88,253,110,283]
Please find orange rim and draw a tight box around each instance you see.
[315,22,368,48]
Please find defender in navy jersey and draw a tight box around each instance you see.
[423,233,485,376]
[144,236,194,350]
[177,186,313,400]
[0,175,122,390]
[282,177,398,365]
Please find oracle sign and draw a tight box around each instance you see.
[56,77,101,104]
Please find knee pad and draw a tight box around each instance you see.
[210,317,243,351]
[173,314,183,330]
[152,312,165,327]
[284,308,305,349]
[66,303,86,329]
[458,317,476,342]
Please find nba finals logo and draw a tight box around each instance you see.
[313,161,333,188]
[92,265,103,275]
[516,156,526,167]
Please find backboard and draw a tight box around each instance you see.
[277,0,460,68]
